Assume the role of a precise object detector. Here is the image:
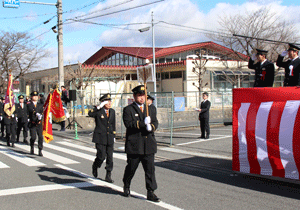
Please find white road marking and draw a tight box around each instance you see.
[14,144,79,165]
[0,161,9,169]
[58,141,127,160]
[176,135,232,146]
[0,145,45,167]
[43,143,95,161]
[157,132,229,136]
[56,164,184,210]
[159,147,232,160]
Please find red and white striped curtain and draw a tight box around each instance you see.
[232,87,300,180]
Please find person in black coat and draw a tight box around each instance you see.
[16,95,29,144]
[88,93,116,183]
[3,102,17,147]
[197,92,211,139]
[0,97,4,138]
[27,91,44,156]
[248,49,275,87]
[276,43,300,86]
[122,85,160,202]
[60,86,69,131]
[39,94,45,105]
[147,94,157,116]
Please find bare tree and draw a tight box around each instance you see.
[192,51,209,93]
[210,7,300,62]
[0,30,49,94]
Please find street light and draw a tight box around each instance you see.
[139,12,156,106]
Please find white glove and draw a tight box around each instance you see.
[144,116,151,124]
[251,53,257,61]
[16,117,18,122]
[114,138,116,142]
[146,124,152,132]
[281,50,288,57]
[28,119,30,122]
[36,113,42,120]
[99,101,108,109]
[12,114,14,118]
[0,116,2,121]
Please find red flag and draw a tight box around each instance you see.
[233,87,300,180]
[43,88,65,143]
[4,74,15,116]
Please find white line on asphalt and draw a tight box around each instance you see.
[58,140,127,161]
[43,143,95,161]
[0,161,9,169]
[176,135,232,146]
[0,145,45,167]
[55,164,184,210]
[14,143,79,165]
[159,147,232,160]
[157,132,229,136]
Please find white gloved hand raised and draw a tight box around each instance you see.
[0,116,2,121]
[146,123,152,132]
[281,50,288,57]
[16,117,18,122]
[251,53,257,61]
[144,116,151,125]
[98,101,109,109]
[36,113,42,120]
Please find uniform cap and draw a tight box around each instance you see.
[147,95,155,101]
[132,85,146,94]
[18,95,24,99]
[99,93,111,102]
[288,43,300,51]
[30,91,39,96]
[256,49,268,55]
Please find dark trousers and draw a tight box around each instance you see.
[5,123,16,143]
[17,121,28,141]
[1,120,4,135]
[29,124,43,150]
[200,117,210,137]
[94,143,114,172]
[123,153,157,191]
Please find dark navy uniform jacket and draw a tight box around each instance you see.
[248,58,275,87]
[16,103,28,123]
[123,102,158,155]
[276,55,300,86]
[88,107,116,145]
[199,100,211,119]
[27,101,43,128]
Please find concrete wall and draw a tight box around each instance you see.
[161,78,183,92]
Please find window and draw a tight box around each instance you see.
[161,72,169,79]
[170,71,182,79]
[124,55,129,65]
[159,58,165,63]
[131,74,137,80]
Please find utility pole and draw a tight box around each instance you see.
[57,0,64,88]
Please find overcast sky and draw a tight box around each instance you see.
[1,0,299,70]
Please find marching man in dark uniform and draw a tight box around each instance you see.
[197,92,211,139]
[27,91,44,156]
[276,43,300,86]
[3,103,17,147]
[122,85,160,202]
[16,95,29,144]
[89,93,116,183]
[248,49,275,87]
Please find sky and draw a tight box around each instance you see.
[0,0,299,70]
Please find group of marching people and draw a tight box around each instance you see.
[0,91,44,156]
[248,43,300,87]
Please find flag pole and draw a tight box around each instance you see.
[143,67,149,117]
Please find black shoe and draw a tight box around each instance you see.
[92,163,98,178]
[147,191,160,202]
[38,150,43,156]
[30,146,34,155]
[123,187,130,197]
[23,140,29,145]
[7,142,10,146]
[205,136,209,139]
[11,143,15,148]
[105,171,114,183]
[16,139,19,143]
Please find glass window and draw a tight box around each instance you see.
[166,58,172,62]
[120,54,124,65]
[131,74,137,80]
[138,58,143,65]
[129,56,133,66]
[161,72,169,80]
[126,74,130,80]
[133,57,138,66]
[116,53,120,59]
[159,58,165,63]
[116,59,119,65]
[124,55,129,65]
[170,71,182,79]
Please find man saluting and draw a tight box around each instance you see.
[122,85,160,202]
[248,48,275,87]
[89,94,116,183]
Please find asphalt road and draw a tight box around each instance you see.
[0,125,300,210]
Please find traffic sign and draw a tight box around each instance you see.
[3,0,20,8]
